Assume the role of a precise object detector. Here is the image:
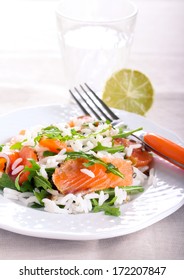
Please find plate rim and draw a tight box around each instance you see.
[0,103,184,240]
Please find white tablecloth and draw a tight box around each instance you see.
[0,0,183,260]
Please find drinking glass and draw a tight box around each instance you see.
[56,0,137,94]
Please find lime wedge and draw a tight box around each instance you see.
[102,69,154,115]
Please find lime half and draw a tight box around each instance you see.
[102,69,154,115]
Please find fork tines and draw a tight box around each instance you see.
[69,83,119,122]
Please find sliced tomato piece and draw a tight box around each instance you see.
[114,138,152,167]
[129,148,153,167]
[8,152,20,171]
[0,158,6,172]
[18,146,37,184]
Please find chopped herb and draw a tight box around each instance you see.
[15,159,52,191]
[93,204,121,216]
[34,126,73,142]
[15,171,23,191]
[117,124,128,132]
[71,126,111,140]
[92,185,144,216]
[118,127,123,134]
[43,151,57,157]
[24,159,40,172]
[34,125,63,143]
[45,168,55,178]
[66,151,124,179]
[10,142,22,150]
[33,175,52,190]
[113,127,143,139]
[34,135,42,143]
[105,163,117,174]
[33,123,112,144]
[20,180,34,192]
[92,197,121,216]
[68,126,111,140]
[87,126,111,138]
[91,198,98,206]
[31,202,43,208]
[120,185,144,194]
[33,189,48,205]
[15,173,52,192]
[0,173,16,190]
[24,159,40,181]
[41,126,63,140]
[83,161,95,167]
[102,186,144,198]
[10,140,27,150]
[0,144,4,152]
[58,204,65,209]
[92,142,124,153]
[71,128,80,136]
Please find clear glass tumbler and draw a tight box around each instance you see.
[56,0,137,95]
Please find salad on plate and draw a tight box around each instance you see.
[0,115,153,216]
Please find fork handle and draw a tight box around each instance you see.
[143,133,184,169]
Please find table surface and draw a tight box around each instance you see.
[0,0,183,260]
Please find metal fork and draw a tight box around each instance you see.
[69,83,120,125]
[69,83,184,169]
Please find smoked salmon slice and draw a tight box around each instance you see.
[52,157,133,194]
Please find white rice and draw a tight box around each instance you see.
[3,188,20,200]
[114,186,127,206]
[138,165,149,173]
[132,166,148,185]
[98,191,109,206]
[3,188,39,206]
[56,193,75,205]
[82,141,95,152]
[11,165,24,175]
[69,140,83,151]
[11,158,23,170]
[19,195,39,206]
[47,189,60,196]
[86,199,93,212]
[80,168,95,178]
[40,154,67,169]
[147,168,155,186]
[18,191,33,198]
[84,193,99,200]
[42,198,68,214]
[39,165,48,179]
[73,194,89,213]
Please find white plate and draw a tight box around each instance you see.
[0,104,184,240]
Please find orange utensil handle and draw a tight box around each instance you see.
[143,133,184,169]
